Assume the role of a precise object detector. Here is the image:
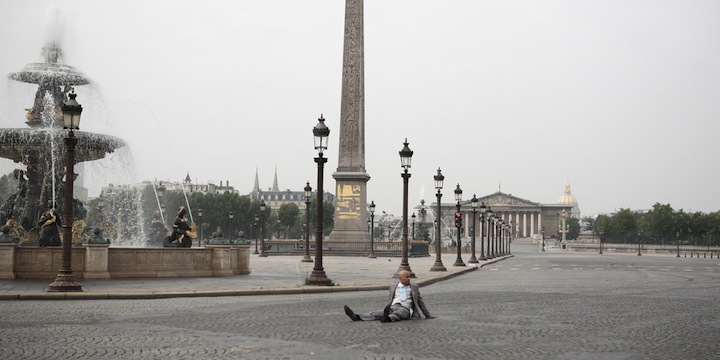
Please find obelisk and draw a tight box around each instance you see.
[330,0,371,242]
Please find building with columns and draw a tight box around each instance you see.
[436,190,573,240]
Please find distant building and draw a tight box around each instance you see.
[435,189,574,239]
[248,166,335,211]
[558,179,581,218]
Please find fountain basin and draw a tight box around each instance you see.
[0,244,251,279]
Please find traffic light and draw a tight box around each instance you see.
[454,212,462,228]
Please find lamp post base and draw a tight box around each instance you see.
[48,272,83,292]
[367,253,376,259]
[430,261,447,272]
[468,255,479,264]
[393,264,416,278]
[307,270,333,286]
[301,255,313,262]
[453,259,466,267]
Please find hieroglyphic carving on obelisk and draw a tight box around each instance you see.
[330,0,371,242]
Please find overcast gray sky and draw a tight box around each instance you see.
[1,0,719,217]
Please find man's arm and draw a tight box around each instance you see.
[414,285,436,319]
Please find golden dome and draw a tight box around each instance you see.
[558,181,577,205]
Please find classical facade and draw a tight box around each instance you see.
[436,191,573,239]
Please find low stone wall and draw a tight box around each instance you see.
[1,244,250,279]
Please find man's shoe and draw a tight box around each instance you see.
[380,304,391,323]
[344,305,360,321]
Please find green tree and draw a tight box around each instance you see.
[277,203,300,238]
[613,208,637,243]
[567,217,580,240]
[648,203,675,244]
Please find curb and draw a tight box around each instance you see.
[0,255,513,301]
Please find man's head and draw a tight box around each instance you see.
[398,270,411,285]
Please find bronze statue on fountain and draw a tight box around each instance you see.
[163,206,197,247]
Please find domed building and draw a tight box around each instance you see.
[558,179,581,218]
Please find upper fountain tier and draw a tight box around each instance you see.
[8,42,89,86]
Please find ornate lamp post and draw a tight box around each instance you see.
[676,230,681,257]
[479,202,487,260]
[396,139,415,277]
[228,211,234,239]
[452,184,466,267]
[307,115,333,285]
[542,227,546,252]
[430,168,447,271]
[411,213,416,241]
[368,200,376,258]
[637,231,642,256]
[468,195,479,264]
[302,182,313,262]
[197,208,203,246]
[485,208,493,258]
[598,229,603,254]
[259,200,267,257]
[487,212,496,258]
[253,216,259,254]
[48,90,83,292]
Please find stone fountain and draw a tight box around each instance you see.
[0,42,126,244]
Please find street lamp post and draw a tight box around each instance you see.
[197,208,203,247]
[307,115,333,285]
[411,213,416,241]
[396,139,415,277]
[676,230,681,258]
[253,216,259,254]
[468,195,479,264]
[228,211,234,239]
[430,168,447,271]
[542,227,546,252]
[302,182,313,262]
[48,90,83,292]
[479,202,487,260]
[637,231,642,256]
[452,184,466,267]
[259,200,267,257]
[599,229,603,254]
[368,201,376,258]
[485,209,494,258]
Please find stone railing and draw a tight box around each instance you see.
[262,239,430,257]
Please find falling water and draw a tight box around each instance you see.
[150,180,165,225]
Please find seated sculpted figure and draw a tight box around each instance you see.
[38,209,61,247]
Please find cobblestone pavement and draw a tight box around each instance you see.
[1,241,719,359]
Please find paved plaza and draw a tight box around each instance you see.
[1,240,719,359]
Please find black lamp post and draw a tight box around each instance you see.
[197,208,203,246]
[542,226,546,252]
[48,90,83,292]
[368,200,376,258]
[307,115,333,285]
[253,216,259,254]
[598,229,603,254]
[453,184,466,267]
[302,182,313,262]
[396,139,415,278]
[430,168,447,271]
[259,200,267,257]
[228,211,234,239]
[479,202,487,260]
[487,212,495,258]
[468,195,479,264]
[637,231,642,256]
[676,230,681,257]
[411,212,416,241]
